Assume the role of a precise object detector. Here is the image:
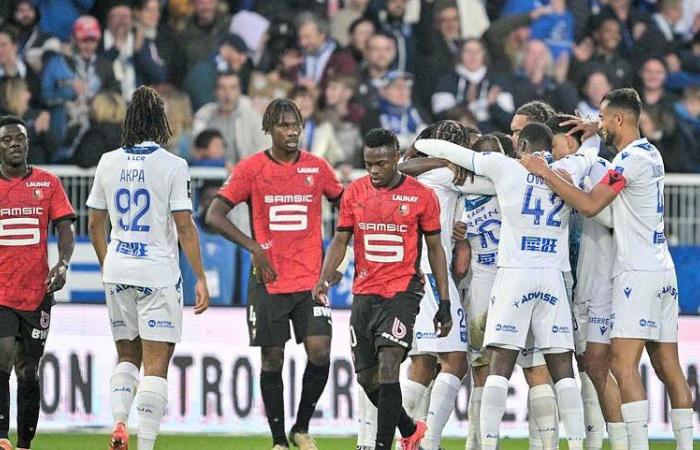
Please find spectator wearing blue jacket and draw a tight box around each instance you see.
[37,0,95,42]
[529,0,574,60]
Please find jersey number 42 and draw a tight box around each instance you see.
[521,186,565,227]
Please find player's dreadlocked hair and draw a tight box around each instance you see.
[122,86,172,148]
[262,98,303,134]
[431,120,473,147]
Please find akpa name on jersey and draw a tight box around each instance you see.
[0,206,43,217]
[358,222,408,232]
[264,194,313,203]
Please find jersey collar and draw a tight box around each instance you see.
[264,149,301,165]
[124,141,160,155]
[373,173,406,191]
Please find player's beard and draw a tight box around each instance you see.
[602,128,615,147]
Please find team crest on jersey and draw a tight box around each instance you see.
[304,175,314,186]
[398,204,410,216]
[40,311,50,329]
[33,189,43,200]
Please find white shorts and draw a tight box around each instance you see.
[466,275,546,368]
[574,281,613,353]
[106,281,183,343]
[411,274,468,355]
[484,268,574,352]
[610,270,678,342]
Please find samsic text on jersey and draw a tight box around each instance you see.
[337,175,441,298]
[217,151,343,294]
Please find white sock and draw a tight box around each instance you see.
[480,375,509,450]
[415,379,433,421]
[401,378,428,418]
[136,376,168,450]
[670,408,693,450]
[528,406,544,450]
[620,400,649,450]
[607,422,628,450]
[110,362,140,425]
[465,387,483,450]
[580,373,604,450]
[364,390,377,448]
[554,378,585,450]
[357,387,367,447]
[423,373,461,450]
[529,384,558,450]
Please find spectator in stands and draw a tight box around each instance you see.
[190,128,227,167]
[370,0,418,73]
[674,86,700,172]
[37,0,95,42]
[41,16,118,149]
[570,16,634,88]
[176,0,231,83]
[331,0,369,46]
[71,90,125,168]
[0,27,41,105]
[529,0,574,60]
[431,38,515,132]
[362,70,427,149]
[283,12,357,89]
[163,89,194,156]
[132,0,173,87]
[0,77,56,164]
[576,70,612,119]
[290,85,343,165]
[598,0,651,56]
[357,31,397,109]
[193,72,268,164]
[347,17,376,65]
[101,2,137,99]
[454,0,491,39]
[501,39,579,116]
[320,74,365,167]
[633,0,686,66]
[10,0,52,66]
[184,33,252,111]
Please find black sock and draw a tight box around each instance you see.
[375,382,408,449]
[16,378,40,449]
[365,387,379,407]
[260,370,288,446]
[292,362,329,433]
[0,371,9,440]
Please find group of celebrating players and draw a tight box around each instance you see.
[0,83,693,450]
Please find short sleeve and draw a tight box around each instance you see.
[169,159,193,212]
[50,175,76,222]
[217,161,253,207]
[321,159,344,201]
[419,188,441,235]
[336,185,355,232]
[610,150,643,184]
[86,160,107,210]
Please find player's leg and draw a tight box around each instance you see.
[404,354,435,418]
[0,306,19,450]
[575,354,604,450]
[137,339,174,450]
[584,343,626,450]
[421,351,466,450]
[541,350,585,450]
[465,277,491,450]
[480,345,519,450]
[356,385,377,450]
[521,359,558,450]
[609,338,648,450]
[465,363,488,450]
[111,338,142,424]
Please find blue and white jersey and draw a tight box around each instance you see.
[462,194,500,279]
[609,138,674,275]
[86,141,193,287]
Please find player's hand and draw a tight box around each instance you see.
[312,280,330,306]
[560,114,600,141]
[452,221,467,241]
[193,277,210,314]
[252,247,277,284]
[45,261,68,294]
[433,300,453,337]
[520,153,549,177]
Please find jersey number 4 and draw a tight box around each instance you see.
[0,218,40,246]
[521,186,564,227]
[115,188,151,232]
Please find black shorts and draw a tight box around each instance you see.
[350,292,422,373]
[247,276,332,347]
[0,296,53,357]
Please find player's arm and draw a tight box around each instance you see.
[313,230,352,306]
[173,211,210,314]
[205,197,277,283]
[521,154,620,217]
[88,208,109,267]
[46,219,75,294]
[452,239,471,284]
[425,232,453,337]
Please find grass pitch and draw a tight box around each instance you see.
[14,434,681,449]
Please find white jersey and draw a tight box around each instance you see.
[86,142,193,287]
[416,167,495,273]
[609,138,674,275]
[461,194,500,279]
[575,157,615,299]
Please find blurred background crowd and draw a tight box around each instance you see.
[1,0,700,174]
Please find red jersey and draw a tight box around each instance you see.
[337,175,441,298]
[0,167,75,311]
[218,150,343,294]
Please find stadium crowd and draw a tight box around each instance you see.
[0,0,699,172]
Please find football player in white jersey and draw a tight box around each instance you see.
[398,121,495,450]
[417,122,592,450]
[522,88,693,450]
[547,115,628,450]
[87,87,210,450]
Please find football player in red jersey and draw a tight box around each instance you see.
[206,99,344,450]
[0,116,76,450]
[313,128,452,450]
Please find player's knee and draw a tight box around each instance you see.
[356,369,378,393]
[14,358,39,384]
[261,347,285,372]
[377,347,403,383]
[440,353,467,379]
[306,345,331,367]
[609,355,637,382]
[584,353,609,386]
